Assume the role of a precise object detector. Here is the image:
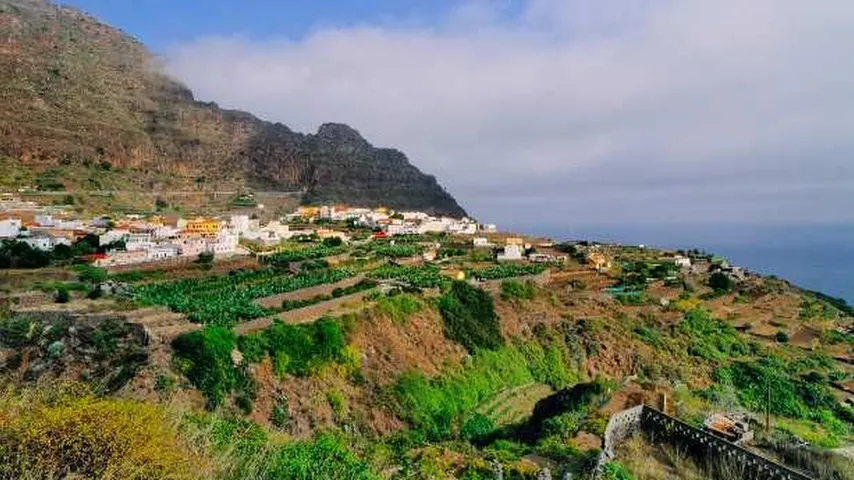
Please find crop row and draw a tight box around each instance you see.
[468,264,546,281]
[135,269,353,326]
[265,246,346,265]
[369,244,423,258]
[367,264,447,288]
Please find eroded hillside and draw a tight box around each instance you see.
[2,235,852,479]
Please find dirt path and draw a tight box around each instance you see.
[254,274,365,308]
[236,290,372,335]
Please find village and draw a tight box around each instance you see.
[0,195,577,268]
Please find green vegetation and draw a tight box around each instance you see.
[394,347,535,440]
[438,281,503,352]
[0,387,199,480]
[712,355,851,444]
[469,264,546,281]
[237,317,348,377]
[367,264,447,288]
[172,327,255,409]
[368,243,423,258]
[135,268,353,326]
[678,309,751,362]
[281,279,376,311]
[500,279,536,301]
[375,292,423,324]
[601,462,635,480]
[265,245,346,266]
[708,271,735,293]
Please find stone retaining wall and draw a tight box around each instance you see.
[597,406,812,480]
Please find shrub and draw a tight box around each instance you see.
[679,309,749,362]
[265,434,377,480]
[775,331,790,343]
[709,272,734,292]
[172,327,240,408]
[500,280,536,301]
[438,281,502,352]
[633,325,663,347]
[0,387,200,479]
[243,317,347,377]
[376,293,422,324]
[271,399,290,429]
[75,264,108,284]
[460,413,495,442]
[601,462,635,480]
[55,286,70,303]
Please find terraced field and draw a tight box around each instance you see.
[134,268,354,326]
[476,383,553,426]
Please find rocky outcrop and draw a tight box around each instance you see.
[0,0,466,216]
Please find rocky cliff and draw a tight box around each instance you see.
[0,0,466,216]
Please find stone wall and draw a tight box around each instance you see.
[597,406,813,480]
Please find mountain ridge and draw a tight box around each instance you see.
[0,0,466,216]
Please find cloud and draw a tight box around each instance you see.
[167,0,854,229]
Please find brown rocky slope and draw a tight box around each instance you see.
[0,0,465,216]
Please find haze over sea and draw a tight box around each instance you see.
[518,223,854,305]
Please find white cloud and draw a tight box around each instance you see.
[167,0,854,228]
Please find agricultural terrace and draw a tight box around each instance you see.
[263,245,347,266]
[366,264,448,288]
[134,268,354,326]
[468,264,547,281]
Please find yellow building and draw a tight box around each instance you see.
[184,217,220,237]
[297,206,320,218]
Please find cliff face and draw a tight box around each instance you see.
[0,0,466,216]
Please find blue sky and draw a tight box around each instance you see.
[62,0,463,50]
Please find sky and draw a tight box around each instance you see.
[62,0,854,233]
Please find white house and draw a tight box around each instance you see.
[482,224,498,233]
[387,223,419,236]
[473,237,492,248]
[34,214,55,227]
[230,215,250,234]
[99,229,130,246]
[497,244,525,261]
[125,232,154,252]
[146,245,179,262]
[418,220,447,234]
[673,255,692,270]
[95,250,147,267]
[23,234,70,251]
[0,218,22,238]
[448,221,477,235]
[153,226,180,239]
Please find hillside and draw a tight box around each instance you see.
[0,0,465,216]
[2,233,853,479]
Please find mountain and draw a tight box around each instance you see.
[0,0,466,216]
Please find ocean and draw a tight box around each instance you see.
[519,223,854,305]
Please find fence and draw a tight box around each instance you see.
[596,405,812,480]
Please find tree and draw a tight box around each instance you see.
[322,236,343,247]
[76,264,107,284]
[709,272,734,292]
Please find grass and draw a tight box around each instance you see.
[375,292,423,324]
[438,281,503,352]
